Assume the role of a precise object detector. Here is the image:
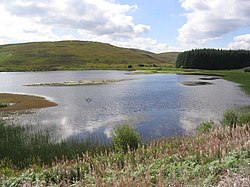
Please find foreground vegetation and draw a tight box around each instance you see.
[0,41,178,71]
[1,126,249,186]
[0,109,250,186]
[0,122,111,170]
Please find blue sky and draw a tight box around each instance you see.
[0,0,250,53]
[118,0,185,45]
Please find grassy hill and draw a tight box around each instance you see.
[0,41,178,71]
[128,49,180,64]
[155,52,180,63]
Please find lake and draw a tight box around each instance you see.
[0,70,250,142]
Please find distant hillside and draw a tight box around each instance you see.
[128,49,179,64]
[155,52,180,64]
[0,41,178,71]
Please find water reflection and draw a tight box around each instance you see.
[0,71,250,142]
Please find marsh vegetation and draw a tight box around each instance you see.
[0,109,249,186]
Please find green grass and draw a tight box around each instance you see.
[219,70,250,95]
[0,41,178,71]
[154,52,180,63]
[221,108,250,127]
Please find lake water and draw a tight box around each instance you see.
[0,70,250,141]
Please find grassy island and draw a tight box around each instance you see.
[25,79,135,86]
[0,93,57,111]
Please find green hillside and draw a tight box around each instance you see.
[155,52,180,63]
[128,49,179,64]
[0,41,178,71]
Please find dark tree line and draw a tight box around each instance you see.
[176,49,250,70]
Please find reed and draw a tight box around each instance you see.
[0,121,111,169]
[1,123,249,186]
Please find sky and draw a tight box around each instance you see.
[0,0,250,53]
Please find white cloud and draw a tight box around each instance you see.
[0,0,175,52]
[133,24,151,35]
[178,0,250,48]
[228,34,250,49]
[0,5,58,44]
[1,0,143,35]
[111,38,179,53]
[78,31,179,53]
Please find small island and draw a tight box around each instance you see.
[25,79,135,86]
[181,81,213,86]
[199,77,221,80]
[0,93,57,111]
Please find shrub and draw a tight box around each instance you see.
[239,112,250,124]
[111,124,141,153]
[128,64,133,68]
[221,109,239,128]
[221,108,250,127]
[243,67,250,72]
[0,103,8,108]
[197,120,215,133]
[138,64,145,67]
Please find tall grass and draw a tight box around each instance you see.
[0,121,111,168]
[1,124,249,186]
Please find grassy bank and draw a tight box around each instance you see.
[216,70,250,95]
[0,123,249,186]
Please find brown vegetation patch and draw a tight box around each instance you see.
[199,77,221,80]
[181,81,213,86]
[0,93,57,111]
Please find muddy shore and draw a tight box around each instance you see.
[0,93,57,111]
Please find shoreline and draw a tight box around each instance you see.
[0,93,57,111]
